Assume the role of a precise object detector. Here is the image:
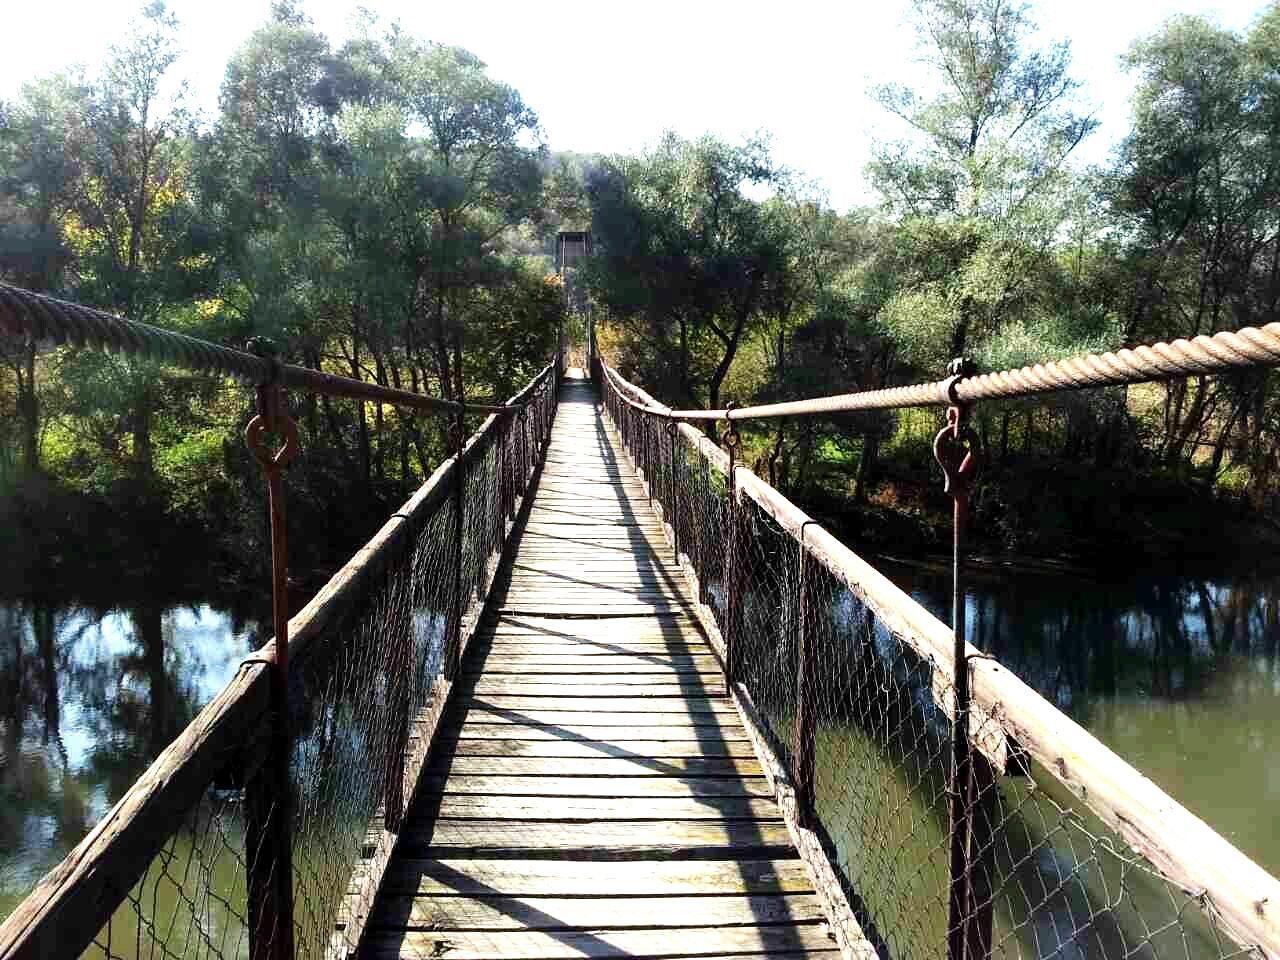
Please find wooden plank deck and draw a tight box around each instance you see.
[358,373,836,959]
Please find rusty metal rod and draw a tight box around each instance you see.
[243,381,298,960]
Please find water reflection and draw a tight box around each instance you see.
[889,564,1280,876]
[0,601,260,918]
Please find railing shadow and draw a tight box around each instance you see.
[369,376,820,957]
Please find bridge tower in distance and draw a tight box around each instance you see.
[556,230,592,370]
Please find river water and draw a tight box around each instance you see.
[0,599,262,920]
[888,561,1280,877]
[807,560,1280,960]
[2,564,1277,957]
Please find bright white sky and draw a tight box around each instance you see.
[1,0,1269,211]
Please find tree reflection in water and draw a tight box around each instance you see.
[0,597,260,919]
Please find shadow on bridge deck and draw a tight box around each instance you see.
[356,375,837,959]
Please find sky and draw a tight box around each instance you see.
[1,0,1270,211]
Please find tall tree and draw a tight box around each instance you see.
[0,74,91,473]
[868,0,1098,361]
[56,1,206,484]
[1108,6,1280,482]
[583,134,791,411]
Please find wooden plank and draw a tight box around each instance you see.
[421,775,771,798]
[460,706,742,727]
[463,680,727,694]
[360,924,838,958]
[461,694,733,712]
[367,858,812,897]
[471,652,712,664]
[371,893,828,931]
[428,757,764,778]
[444,738,760,759]
[465,661,720,675]
[406,795,781,821]
[393,819,796,859]
[473,643,711,655]
[444,721,752,741]
[476,628,706,639]
[500,586,687,597]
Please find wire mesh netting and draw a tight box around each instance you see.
[56,367,559,960]
[599,361,1269,960]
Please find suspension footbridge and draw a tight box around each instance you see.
[1,283,1279,960]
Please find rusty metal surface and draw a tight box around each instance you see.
[243,382,299,960]
[934,390,987,960]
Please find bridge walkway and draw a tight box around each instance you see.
[358,373,837,958]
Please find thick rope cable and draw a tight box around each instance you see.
[601,321,1280,421]
[0,282,517,415]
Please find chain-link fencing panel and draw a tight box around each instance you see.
[85,747,267,960]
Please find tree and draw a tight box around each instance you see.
[1107,6,1280,485]
[583,134,791,412]
[0,73,92,474]
[55,2,208,485]
[868,0,1098,359]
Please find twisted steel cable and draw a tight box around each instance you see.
[602,322,1280,421]
[0,282,516,415]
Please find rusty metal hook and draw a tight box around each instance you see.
[245,410,300,471]
[722,402,742,451]
[933,406,982,497]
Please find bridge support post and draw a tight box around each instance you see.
[446,404,466,682]
[667,423,680,565]
[517,406,529,501]
[934,359,992,960]
[243,368,298,960]
[721,409,742,683]
[383,539,414,833]
[792,527,818,827]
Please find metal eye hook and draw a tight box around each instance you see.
[933,405,982,497]
[245,409,300,470]
[722,401,743,451]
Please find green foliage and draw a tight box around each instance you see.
[582,133,791,409]
[0,2,566,588]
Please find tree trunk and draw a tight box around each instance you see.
[350,334,371,484]
[132,383,154,483]
[767,421,786,488]
[137,602,168,757]
[1208,397,1245,481]
[35,605,58,745]
[795,423,814,494]
[16,342,39,474]
[854,432,880,505]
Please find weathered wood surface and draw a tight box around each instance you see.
[366,858,813,896]
[358,375,838,959]
[363,927,839,959]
